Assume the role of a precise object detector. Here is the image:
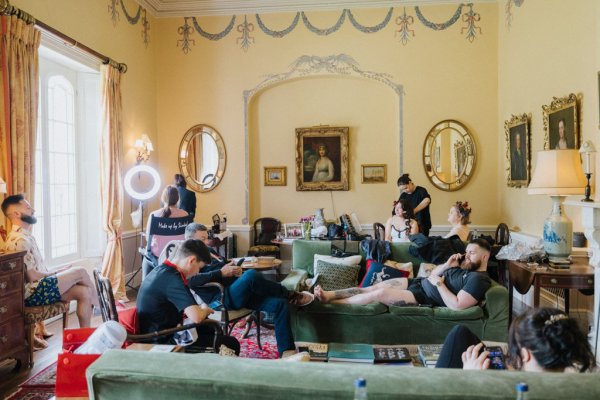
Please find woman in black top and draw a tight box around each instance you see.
[394,173,431,236]
[174,174,196,218]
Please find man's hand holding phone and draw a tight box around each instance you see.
[221,262,243,277]
[446,253,464,268]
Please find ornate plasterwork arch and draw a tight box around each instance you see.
[242,54,404,224]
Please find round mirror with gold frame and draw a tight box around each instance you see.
[178,124,226,193]
[422,120,476,192]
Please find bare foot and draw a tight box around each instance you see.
[314,285,331,304]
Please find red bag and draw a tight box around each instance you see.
[56,327,127,397]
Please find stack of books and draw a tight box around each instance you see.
[417,344,443,368]
[328,343,374,363]
[297,343,328,361]
[373,345,412,365]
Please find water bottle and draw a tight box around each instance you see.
[515,382,528,400]
[74,321,127,354]
[354,377,367,400]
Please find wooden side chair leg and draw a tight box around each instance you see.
[256,311,262,350]
[27,323,35,368]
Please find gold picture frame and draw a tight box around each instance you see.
[295,126,349,191]
[264,166,286,186]
[542,93,580,150]
[504,113,530,188]
[361,164,387,184]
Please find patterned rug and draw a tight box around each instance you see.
[5,321,278,400]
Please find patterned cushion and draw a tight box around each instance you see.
[248,245,279,253]
[314,260,360,291]
[24,301,68,324]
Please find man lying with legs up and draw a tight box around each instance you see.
[315,238,492,311]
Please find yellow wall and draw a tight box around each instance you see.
[12,0,158,231]
[497,0,600,235]
[155,5,499,227]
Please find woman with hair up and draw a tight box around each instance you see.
[395,173,431,236]
[312,143,335,182]
[174,173,196,218]
[436,307,595,372]
[142,186,189,278]
[443,201,471,241]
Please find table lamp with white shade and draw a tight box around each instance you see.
[528,150,586,261]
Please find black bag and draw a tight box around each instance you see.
[327,223,344,240]
[331,240,360,258]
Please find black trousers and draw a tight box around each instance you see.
[435,325,481,368]
[182,325,240,355]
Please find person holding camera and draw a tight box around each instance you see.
[315,239,491,311]
[385,199,419,242]
[436,307,595,372]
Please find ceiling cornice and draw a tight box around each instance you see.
[136,0,496,18]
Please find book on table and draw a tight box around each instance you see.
[373,345,412,364]
[328,343,374,363]
[297,343,328,361]
[417,344,443,368]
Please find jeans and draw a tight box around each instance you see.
[435,325,481,368]
[223,269,294,355]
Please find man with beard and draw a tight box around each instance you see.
[2,194,99,329]
[314,239,491,310]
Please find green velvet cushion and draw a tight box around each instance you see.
[434,306,484,320]
[302,302,388,316]
[388,305,434,317]
[314,260,360,291]
[292,240,332,276]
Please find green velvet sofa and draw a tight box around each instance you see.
[86,351,600,400]
[281,240,509,344]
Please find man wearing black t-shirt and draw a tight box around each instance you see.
[315,239,492,311]
[394,174,432,236]
[137,239,239,353]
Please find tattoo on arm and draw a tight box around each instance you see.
[333,288,362,299]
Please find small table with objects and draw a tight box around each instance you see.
[507,257,594,321]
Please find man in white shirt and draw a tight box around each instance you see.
[2,194,99,329]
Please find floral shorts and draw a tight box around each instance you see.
[25,276,61,307]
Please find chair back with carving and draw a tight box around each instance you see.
[253,217,281,246]
[495,223,511,246]
[94,269,119,323]
[373,222,386,241]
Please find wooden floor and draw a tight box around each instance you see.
[0,295,133,399]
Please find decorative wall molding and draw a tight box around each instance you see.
[109,0,150,46]
[177,4,483,52]
[137,0,495,18]
[242,54,404,224]
[505,0,525,29]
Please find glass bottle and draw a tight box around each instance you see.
[354,377,367,400]
[515,382,528,400]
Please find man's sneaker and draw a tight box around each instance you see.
[289,291,314,307]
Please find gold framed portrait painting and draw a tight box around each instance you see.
[504,114,530,188]
[264,166,286,186]
[295,126,349,191]
[542,93,580,150]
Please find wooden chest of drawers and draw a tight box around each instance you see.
[0,251,27,369]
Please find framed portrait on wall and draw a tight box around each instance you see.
[504,113,530,188]
[295,126,349,191]
[542,93,580,150]
[264,166,286,186]
[361,164,387,184]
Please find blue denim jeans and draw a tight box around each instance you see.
[223,269,294,355]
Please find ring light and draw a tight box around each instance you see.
[124,165,161,201]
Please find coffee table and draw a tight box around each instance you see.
[242,259,282,279]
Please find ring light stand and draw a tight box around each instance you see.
[123,164,161,290]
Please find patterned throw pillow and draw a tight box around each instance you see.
[359,261,409,288]
[314,260,361,291]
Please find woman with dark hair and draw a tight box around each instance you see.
[384,199,419,242]
[395,173,431,236]
[443,201,471,241]
[436,307,595,372]
[312,144,335,182]
[174,174,196,218]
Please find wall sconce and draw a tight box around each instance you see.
[579,140,596,202]
[134,134,153,164]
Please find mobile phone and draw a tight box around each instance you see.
[485,346,506,370]
[457,254,466,263]
[236,258,245,266]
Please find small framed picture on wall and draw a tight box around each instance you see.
[504,113,530,188]
[361,164,387,184]
[264,166,287,186]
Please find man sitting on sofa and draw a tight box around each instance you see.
[159,223,313,357]
[315,238,491,311]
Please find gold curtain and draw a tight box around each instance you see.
[99,63,127,301]
[0,15,40,237]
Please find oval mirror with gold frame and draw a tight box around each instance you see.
[422,120,476,192]
[178,124,226,193]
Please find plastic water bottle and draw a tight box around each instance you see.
[354,377,367,400]
[515,382,528,400]
[74,321,127,354]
